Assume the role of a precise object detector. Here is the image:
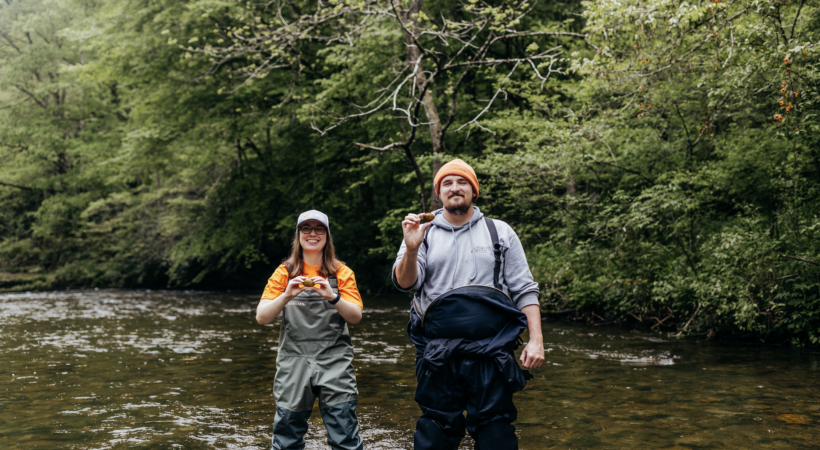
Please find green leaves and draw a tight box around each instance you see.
[479,0,820,344]
[0,0,818,344]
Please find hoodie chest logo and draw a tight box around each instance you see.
[472,246,492,254]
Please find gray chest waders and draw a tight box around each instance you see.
[271,276,363,450]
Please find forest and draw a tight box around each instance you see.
[1,0,819,344]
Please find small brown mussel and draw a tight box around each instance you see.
[419,213,435,224]
[302,278,315,287]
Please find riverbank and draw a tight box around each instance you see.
[0,271,49,291]
[541,307,816,346]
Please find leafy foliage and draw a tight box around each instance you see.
[477,0,820,344]
[0,0,818,343]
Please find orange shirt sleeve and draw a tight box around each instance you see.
[261,265,290,300]
[336,264,363,309]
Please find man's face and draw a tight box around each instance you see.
[439,175,474,215]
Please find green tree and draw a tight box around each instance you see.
[476,0,820,343]
[191,0,588,210]
[0,0,127,287]
[1,0,818,344]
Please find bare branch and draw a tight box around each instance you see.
[790,0,805,39]
[0,181,38,191]
[592,132,618,163]
[778,254,820,266]
[390,0,434,63]
[354,142,404,152]
[440,64,474,135]
[675,304,702,336]
[0,31,23,54]
[777,271,820,280]
[454,62,520,133]
[722,23,734,68]
[15,85,46,108]
[443,52,560,71]
[489,30,588,46]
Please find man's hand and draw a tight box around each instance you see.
[520,339,545,369]
[394,214,431,289]
[520,304,544,369]
[401,213,432,251]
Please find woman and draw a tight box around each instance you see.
[257,210,364,450]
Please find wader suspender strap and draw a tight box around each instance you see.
[484,217,503,290]
[417,227,432,304]
[420,217,503,290]
[329,274,337,292]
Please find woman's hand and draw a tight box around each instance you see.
[257,277,306,325]
[312,277,363,324]
[283,276,308,300]
[309,277,363,324]
[309,277,337,301]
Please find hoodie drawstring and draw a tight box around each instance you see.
[430,207,482,291]
[449,226,458,289]
[468,220,477,281]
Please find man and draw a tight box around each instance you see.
[393,158,544,450]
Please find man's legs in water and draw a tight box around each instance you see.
[464,358,518,450]
[414,360,468,450]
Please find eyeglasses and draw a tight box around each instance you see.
[299,226,326,235]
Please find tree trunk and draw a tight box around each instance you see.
[430,156,442,209]
[402,0,443,210]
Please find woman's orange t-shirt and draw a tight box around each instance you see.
[260,262,363,308]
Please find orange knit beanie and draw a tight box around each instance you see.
[434,158,479,199]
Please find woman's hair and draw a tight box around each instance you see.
[283,229,342,278]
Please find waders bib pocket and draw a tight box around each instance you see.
[279,277,350,357]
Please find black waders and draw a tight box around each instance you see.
[408,218,532,450]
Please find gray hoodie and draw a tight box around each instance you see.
[392,206,539,314]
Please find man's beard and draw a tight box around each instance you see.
[444,195,472,215]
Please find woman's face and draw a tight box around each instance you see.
[298,220,327,253]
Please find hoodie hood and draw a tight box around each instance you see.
[427,206,486,290]
[430,206,484,230]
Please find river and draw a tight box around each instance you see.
[1,290,818,448]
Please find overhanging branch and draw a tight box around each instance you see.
[0,181,38,191]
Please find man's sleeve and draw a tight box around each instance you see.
[391,238,427,293]
[500,227,540,310]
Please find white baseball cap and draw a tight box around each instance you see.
[296,210,330,234]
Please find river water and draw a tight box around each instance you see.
[1,290,818,449]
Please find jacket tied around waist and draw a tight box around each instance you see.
[407,285,533,392]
